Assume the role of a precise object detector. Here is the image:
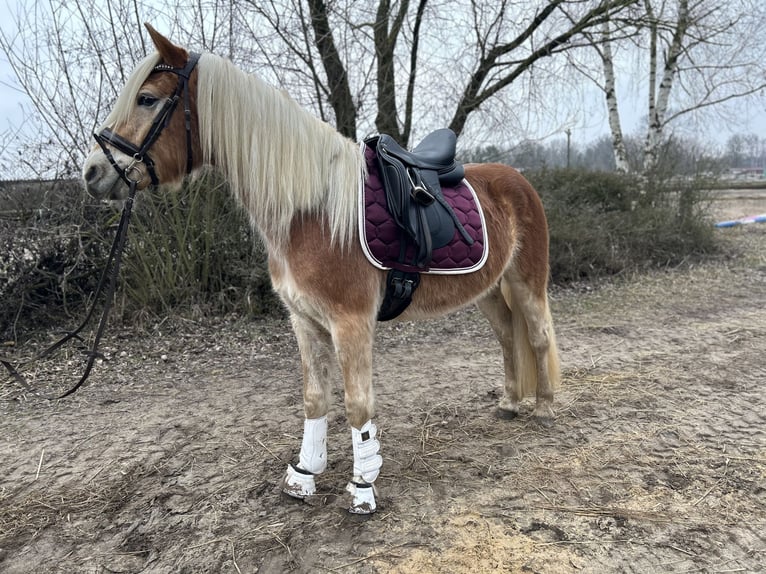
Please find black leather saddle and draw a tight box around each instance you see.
[377,129,465,185]
[365,129,473,321]
[365,128,472,270]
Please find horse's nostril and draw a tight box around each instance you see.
[84,165,98,183]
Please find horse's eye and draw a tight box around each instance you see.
[137,94,159,107]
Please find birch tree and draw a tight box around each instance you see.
[600,18,631,172]
[593,0,766,174]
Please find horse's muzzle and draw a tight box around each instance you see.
[82,152,133,200]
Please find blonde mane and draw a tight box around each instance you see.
[195,53,365,250]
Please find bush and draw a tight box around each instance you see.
[0,175,282,341]
[120,173,281,318]
[0,167,718,339]
[0,180,113,339]
[528,168,717,282]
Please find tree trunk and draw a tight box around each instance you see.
[642,0,689,174]
[601,20,630,172]
[306,0,357,139]
[373,0,407,142]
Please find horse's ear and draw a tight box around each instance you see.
[144,23,188,68]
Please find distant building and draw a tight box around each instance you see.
[724,167,765,180]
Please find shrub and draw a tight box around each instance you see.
[0,180,112,339]
[528,168,717,282]
[0,175,282,341]
[120,173,281,318]
[0,167,719,338]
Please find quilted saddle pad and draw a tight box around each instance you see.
[358,143,488,274]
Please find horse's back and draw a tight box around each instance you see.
[464,163,547,225]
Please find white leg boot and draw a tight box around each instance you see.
[281,416,328,499]
[346,420,382,514]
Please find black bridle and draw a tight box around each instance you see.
[94,52,201,187]
[1,52,201,400]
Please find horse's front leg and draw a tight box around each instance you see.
[333,313,382,514]
[281,312,335,499]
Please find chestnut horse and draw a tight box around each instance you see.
[83,25,560,514]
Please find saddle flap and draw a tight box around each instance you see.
[377,149,416,236]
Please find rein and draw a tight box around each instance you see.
[1,182,137,399]
[1,52,200,400]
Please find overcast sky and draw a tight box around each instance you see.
[1,54,27,130]
[1,2,765,177]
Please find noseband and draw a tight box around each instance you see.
[94,52,201,187]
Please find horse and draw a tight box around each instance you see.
[82,24,560,514]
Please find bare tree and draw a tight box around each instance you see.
[590,0,766,174]
[2,0,646,178]
[0,0,164,178]
[307,0,359,138]
[600,19,632,172]
[238,0,642,146]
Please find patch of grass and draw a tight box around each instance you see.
[121,174,281,318]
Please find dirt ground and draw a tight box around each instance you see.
[1,193,765,573]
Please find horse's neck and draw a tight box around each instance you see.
[199,58,362,251]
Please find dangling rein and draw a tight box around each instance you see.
[0,184,137,399]
[0,52,200,400]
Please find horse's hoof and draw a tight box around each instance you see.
[532,406,555,428]
[533,415,554,428]
[496,407,519,420]
[345,481,377,514]
[281,464,317,499]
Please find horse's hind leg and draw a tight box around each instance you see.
[281,312,335,499]
[477,270,560,423]
[504,272,560,424]
[476,285,523,418]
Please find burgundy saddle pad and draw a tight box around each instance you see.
[359,144,488,274]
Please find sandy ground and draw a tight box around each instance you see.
[1,193,765,573]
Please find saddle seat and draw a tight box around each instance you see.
[376,129,465,186]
